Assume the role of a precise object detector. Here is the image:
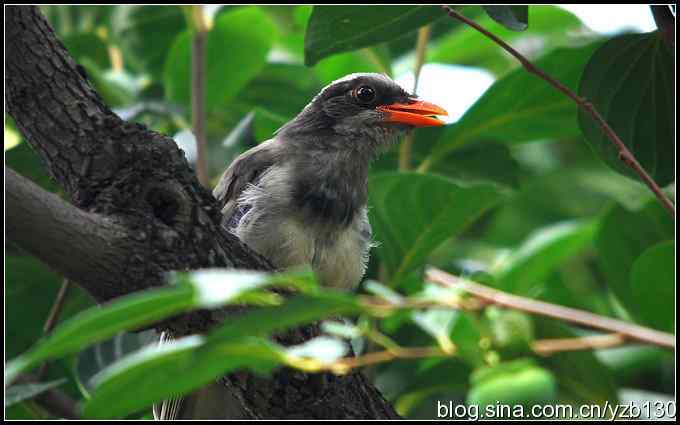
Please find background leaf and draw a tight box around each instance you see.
[630,240,675,332]
[304,5,445,65]
[428,6,585,75]
[578,32,674,186]
[368,172,505,283]
[426,41,603,168]
[482,6,528,31]
[164,6,276,111]
[596,199,673,319]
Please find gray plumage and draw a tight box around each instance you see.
[213,73,410,289]
[154,73,445,419]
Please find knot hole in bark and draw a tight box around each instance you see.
[145,182,191,228]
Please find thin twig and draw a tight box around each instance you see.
[440,5,675,217]
[426,267,675,349]
[532,333,626,356]
[37,279,71,380]
[191,5,209,187]
[399,25,432,171]
[328,346,448,374]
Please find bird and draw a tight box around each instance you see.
[153,72,448,419]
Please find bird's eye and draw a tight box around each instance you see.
[355,86,376,103]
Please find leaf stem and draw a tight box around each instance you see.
[440,5,675,217]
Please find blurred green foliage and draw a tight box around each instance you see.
[5,5,674,420]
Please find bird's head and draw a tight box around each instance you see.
[278,73,448,151]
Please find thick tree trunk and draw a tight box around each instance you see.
[5,6,398,419]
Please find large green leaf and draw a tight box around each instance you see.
[82,336,284,418]
[596,199,674,317]
[164,6,276,111]
[82,289,358,418]
[482,6,528,31]
[111,5,187,78]
[368,172,505,283]
[425,41,602,169]
[630,240,675,333]
[304,6,445,66]
[428,6,584,75]
[492,219,598,296]
[5,269,304,384]
[578,32,674,186]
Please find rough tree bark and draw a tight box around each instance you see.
[5,6,399,419]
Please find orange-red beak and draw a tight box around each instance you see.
[377,99,448,127]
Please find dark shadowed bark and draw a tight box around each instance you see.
[5,6,398,419]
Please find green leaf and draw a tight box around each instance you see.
[82,336,284,419]
[304,6,444,66]
[467,359,557,410]
[5,379,66,407]
[239,63,322,121]
[368,172,505,283]
[62,32,111,70]
[313,50,388,85]
[533,319,618,405]
[426,41,602,169]
[482,6,528,31]
[630,240,675,332]
[111,5,187,78]
[373,127,521,188]
[596,199,673,317]
[578,32,674,186]
[5,285,194,384]
[164,6,276,110]
[492,219,598,296]
[75,331,157,398]
[428,6,584,75]
[208,292,360,343]
[5,269,299,384]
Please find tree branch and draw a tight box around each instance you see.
[5,6,398,419]
[440,5,675,217]
[426,267,675,349]
[6,167,141,301]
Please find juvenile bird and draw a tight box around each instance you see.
[214,72,447,289]
[154,73,447,419]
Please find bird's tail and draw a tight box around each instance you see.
[152,331,183,420]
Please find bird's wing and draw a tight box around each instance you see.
[212,139,278,224]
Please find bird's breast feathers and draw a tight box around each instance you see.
[229,163,373,289]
